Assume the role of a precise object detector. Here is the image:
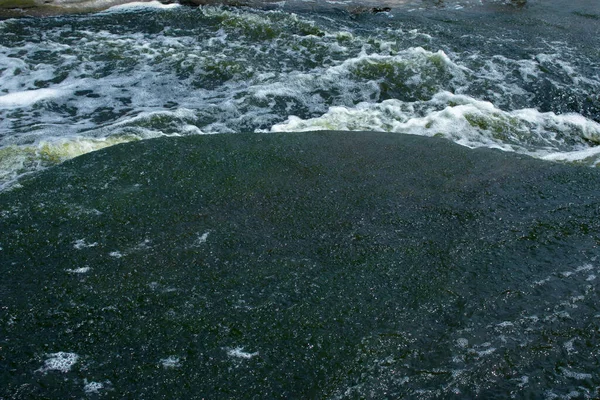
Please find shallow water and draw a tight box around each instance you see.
[0,0,600,187]
[1,131,600,399]
[1,1,600,398]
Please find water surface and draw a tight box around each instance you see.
[1,1,600,398]
[1,0,599,187]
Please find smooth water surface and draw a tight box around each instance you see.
[1,132,600,398]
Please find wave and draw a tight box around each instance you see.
[271,91,600,165]
[0,4,599,188]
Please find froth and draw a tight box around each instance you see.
[0,89,65,109]
[103,0,181,12]
[83,380,103,394]
[160,356,182,368]
[1,3,599,189]
[66,267,91,273]
[560,368,592,380]
[73,239,98,249]
[227,347,259,359]
[37,352,79,373]
[271,91,600,165]
[0,135,141,188]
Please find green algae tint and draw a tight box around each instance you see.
[1,132,600,398]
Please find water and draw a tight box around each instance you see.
[1,0,600,188]
[1,1,600,398]
[2,131,600,398]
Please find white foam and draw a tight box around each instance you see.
[517,59,540,82]
[477,347,496,357]
[73,239,98,250]
[37,352,79,373]
[470,343,496,357]
[66,267,91,274]
[571,295,585,303]
[2,7,600,193]
[103,1,180,12]
[541,142,600,165]
[159,356,181,368]
[516,375,529,387]
[456,338,469,348]
[533,277,552,286]
[0,89,65,109]
[564,338,577,355]
[133,239,151,251]
[227,347,259,359]
[112,108,197,129]
[255,46,465,121]
[0,135,142,190]
[109,251,123,258]
[545,390,560,400]
[181,124,206,135]
[558,264,596,279]
[83,380,104,394]
[205,28,227,47]
[560,368,592,380]
[197,232,210,244]
[547,310,571,321]
[271,90,600,164]
[575,264,594,272]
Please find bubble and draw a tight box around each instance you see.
[37,352,79,373]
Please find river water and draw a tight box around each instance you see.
[1,0,600,187]
[1,1,600,398]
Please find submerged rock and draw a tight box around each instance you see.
[1,132,599,398]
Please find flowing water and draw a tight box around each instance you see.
[1,0,600,398]
[1,0,600,187]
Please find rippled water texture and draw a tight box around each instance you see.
[2,1,600,398]
[0,0,599,187]
[2,132,600,399]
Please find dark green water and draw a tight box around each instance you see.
[1,0,600,398]
[1,132,600,398]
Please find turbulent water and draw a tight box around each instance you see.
[2,1,600,399]
[1,0,600,188]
